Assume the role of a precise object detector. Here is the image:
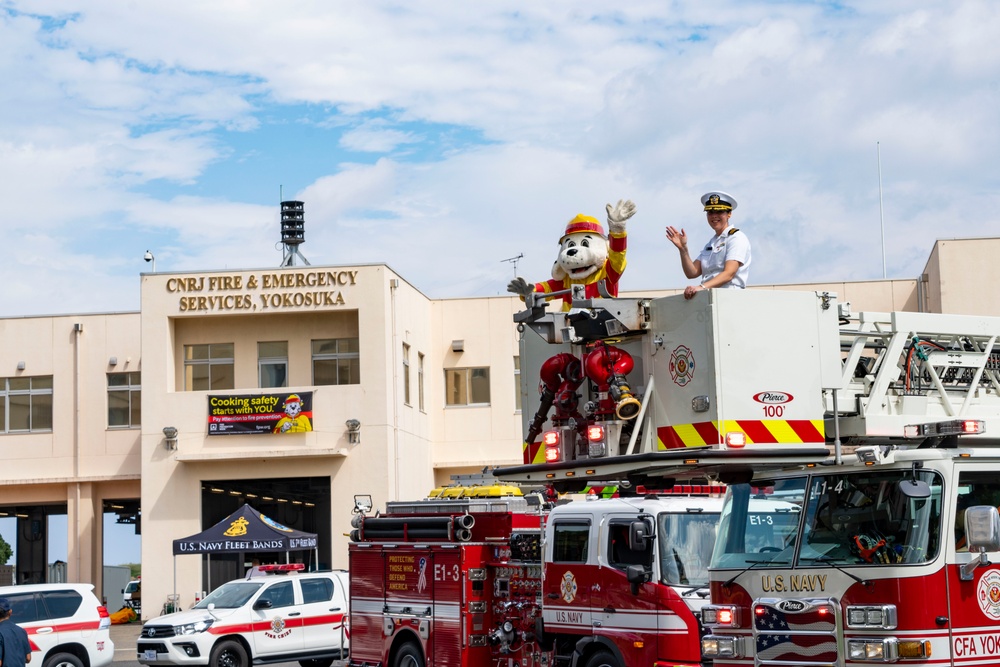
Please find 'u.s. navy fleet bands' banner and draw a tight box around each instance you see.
[172,504,318,554]
[207,391,314,435]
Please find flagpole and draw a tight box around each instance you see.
[878,142,886,279]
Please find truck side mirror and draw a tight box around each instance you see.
[253,598,273,610]
[625,564,649,595]
[960,506,1000,581]
[629,519,653,552]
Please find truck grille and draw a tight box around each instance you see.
[141,625,176,639]
[753,598,839,666]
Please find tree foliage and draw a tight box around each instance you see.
[0,533,12,565]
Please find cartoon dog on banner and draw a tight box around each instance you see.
[507,200,635,311]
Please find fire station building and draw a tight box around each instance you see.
[0,236,995,614]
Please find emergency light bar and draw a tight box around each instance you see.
[903,419,985,438]
[257,563,306,573]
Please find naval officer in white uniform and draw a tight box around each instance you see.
[665,191,751,299]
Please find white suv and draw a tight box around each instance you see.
[137,566,349,667]
[0,583,114,667]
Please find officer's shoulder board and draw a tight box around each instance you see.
[727,227,740,236]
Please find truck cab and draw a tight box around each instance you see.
[123,579,141,613]
[542,492,722,667]
[699,443,1000,666]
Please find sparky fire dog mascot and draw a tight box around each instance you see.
[507,200,635,311]
[273,393,313,433]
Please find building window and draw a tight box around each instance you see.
[402,343,411,405]
[312,338,360,385]
[1,376,53,433]
[513,356,521,412]
[418,353,425,412]
[184,343,234,391]
[445,367,490,406]
[259,341,288,388]
[108,372,141,428]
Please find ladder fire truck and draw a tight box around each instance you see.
[491,286,1000,666]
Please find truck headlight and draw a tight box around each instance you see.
[702,635,742,659]
[174,619,214,635]
[846,604,897,629]
[847,638,897,661]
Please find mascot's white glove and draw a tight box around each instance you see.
[606,199,636,234]
[507,277,535,299]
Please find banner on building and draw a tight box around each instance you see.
[207,391,314,435]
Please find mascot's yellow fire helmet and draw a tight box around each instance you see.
[559,214,605,243]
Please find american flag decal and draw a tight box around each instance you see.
[754,599,838,664]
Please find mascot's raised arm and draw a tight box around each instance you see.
[508,199,636,311]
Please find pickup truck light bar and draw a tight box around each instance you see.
[257,563,306,573]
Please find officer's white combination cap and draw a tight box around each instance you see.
[701,191,737,211]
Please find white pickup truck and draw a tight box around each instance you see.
[137,565,348,667]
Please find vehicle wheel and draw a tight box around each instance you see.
[583,649,620,667]
[43,653,84,667]
[299,660,333,667]
[210,640,249,667]
[392,642,425,667]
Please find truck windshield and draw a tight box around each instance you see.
[711,470,942,569]
[658,511,719,586]
[193,581,265,609]
[711,478,805,569]
[799,470,941,565]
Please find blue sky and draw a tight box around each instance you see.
[1,1,999,565]
[1,1,999,317]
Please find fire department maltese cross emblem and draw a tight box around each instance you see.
[560,571,578,603]
[669,345,695,387]
[978,570,1000,620]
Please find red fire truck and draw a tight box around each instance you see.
[346,479,730,667]
[494,287,1000,666]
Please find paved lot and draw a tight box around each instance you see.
[111,622,142,662]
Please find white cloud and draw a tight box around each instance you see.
[339,123,420,153]
[1,0,1000,316]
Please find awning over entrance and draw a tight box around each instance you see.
[172,503,318,555]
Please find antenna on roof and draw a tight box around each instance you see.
[877,142,886,279]
[501,253,523,277]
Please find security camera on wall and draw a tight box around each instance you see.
[144,251,154,262]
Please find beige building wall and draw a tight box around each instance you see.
[0,313,141,589]
[2,236,999,616]
[920,237,1000,316]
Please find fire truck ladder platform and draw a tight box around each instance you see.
[834,309,1000,442]
[493,445,831,489]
